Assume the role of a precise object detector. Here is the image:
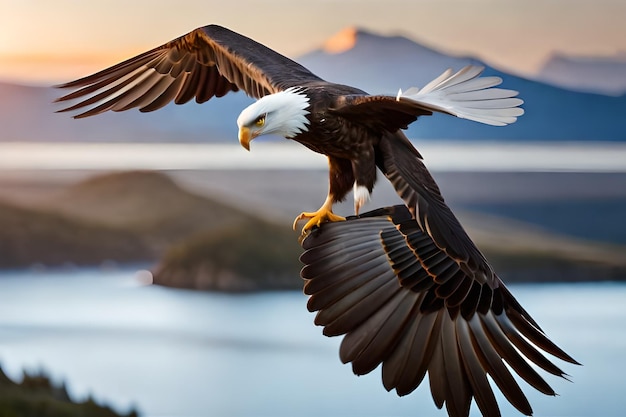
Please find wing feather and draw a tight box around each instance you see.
[442,76,503,94]
[299,206,578,417]
[307,256,391,314]
[480,312,556,395]
[113,75,173,111]
[55,24,324,117]
[322,274,400,337]
[340,289,419,374]
[398,66,524,126]
[377,132,496,287]
[139,75,187,112]
[428,324,448,410]
[396,310,443,396]
[425,65,485,92]
[456,318,500,417]
[174,65,203,104]
[440,310,472,417]
[332,65,524,131]
[468,315,533,415]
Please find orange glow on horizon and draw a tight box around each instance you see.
[0,51,144,84]
[323,27,358,54]
[2,0,626,85]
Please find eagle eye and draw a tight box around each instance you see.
[254,114,267,127]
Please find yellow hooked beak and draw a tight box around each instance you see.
[239,127,254,151]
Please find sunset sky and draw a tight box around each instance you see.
[1,0,625,84]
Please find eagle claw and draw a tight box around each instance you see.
[293,209,345,238]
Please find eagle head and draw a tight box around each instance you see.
[237,87,310,150]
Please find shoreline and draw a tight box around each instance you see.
[0,168,624,284]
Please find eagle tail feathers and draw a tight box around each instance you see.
[397,65,524,126]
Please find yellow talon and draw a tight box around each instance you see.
[293,195,345,240]
[293,209,345,233]
[293,194,346,243]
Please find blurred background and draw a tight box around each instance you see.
[0,1,625,416]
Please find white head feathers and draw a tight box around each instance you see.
[237,87,311,139]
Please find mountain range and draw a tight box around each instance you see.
[1,27,625,143]
[536,52,626,96]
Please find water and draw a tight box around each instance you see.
[1,142,626,172]
[0,269,625,417]
[460,197,626,245]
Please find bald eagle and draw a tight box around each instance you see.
[56,25,576,417]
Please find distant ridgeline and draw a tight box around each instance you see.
[1,170,625,287]
[1,30,626,142]
[403,67,626,142]
[299,29,626,142]
[0,366,138,417]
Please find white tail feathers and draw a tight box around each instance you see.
[397,65,524,126]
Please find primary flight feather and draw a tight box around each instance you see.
[55,24,575,417]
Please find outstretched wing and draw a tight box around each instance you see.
[55,24,324,118]
[377,131,498,286]
[332,65,523,129]
[300,206,578,417]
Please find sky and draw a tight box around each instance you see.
[1,0,625,84]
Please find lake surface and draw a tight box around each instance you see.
[0,269,625,417]
[2,141,626,172]
[460,197,626,245]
